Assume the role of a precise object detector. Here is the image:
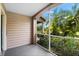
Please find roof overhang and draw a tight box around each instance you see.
[32,3,61,19]
[3,3,61,19]
[4,3,49,16]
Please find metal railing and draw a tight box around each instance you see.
[37,33,79,39]
[37,33,79,56]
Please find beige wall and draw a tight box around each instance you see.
[7,12,32,49]
[0,4,7,53]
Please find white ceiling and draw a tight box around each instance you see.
[4,3,49,16]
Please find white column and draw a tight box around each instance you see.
[42,22,44,33]
[0,6,1,54]
[33,18,37,44]
[48,10,51,51]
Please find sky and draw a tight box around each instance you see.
[43,3,79,20]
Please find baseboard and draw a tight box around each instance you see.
[7,44,31,50]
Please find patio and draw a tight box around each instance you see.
[4,44,56,56]
[1,3,79,56]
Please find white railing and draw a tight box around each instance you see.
[37,33,79,40]
[37,33,79,55]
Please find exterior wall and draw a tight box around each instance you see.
[7,12,32,49]
[0,3,7,53]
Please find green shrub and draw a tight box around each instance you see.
[51,37,79,56]
[37,34,79,56]
[37,34,49,49]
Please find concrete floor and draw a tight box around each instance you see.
[4,44,56,56]
[0,53,1,56]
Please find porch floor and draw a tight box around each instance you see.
[4,44,56,56]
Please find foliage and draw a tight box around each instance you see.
[37,34,49,49]
[51,37,79,56]
[50,9,79,36]
[48,4,79,37]
[38,35,79,56]
[37,24,43,33]
[37,4,79,56]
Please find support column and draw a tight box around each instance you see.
[48,11,51,51]
[31,18,37,44]
[0,5,1,54]
[42,22,44,33]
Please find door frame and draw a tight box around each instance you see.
[0,7,7,55]
[1,10,4,54]
[1,14,3,52]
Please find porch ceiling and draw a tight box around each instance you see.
[4,3,49,16]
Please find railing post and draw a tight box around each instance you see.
[48,10,51,51]
[42,22,44,33]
